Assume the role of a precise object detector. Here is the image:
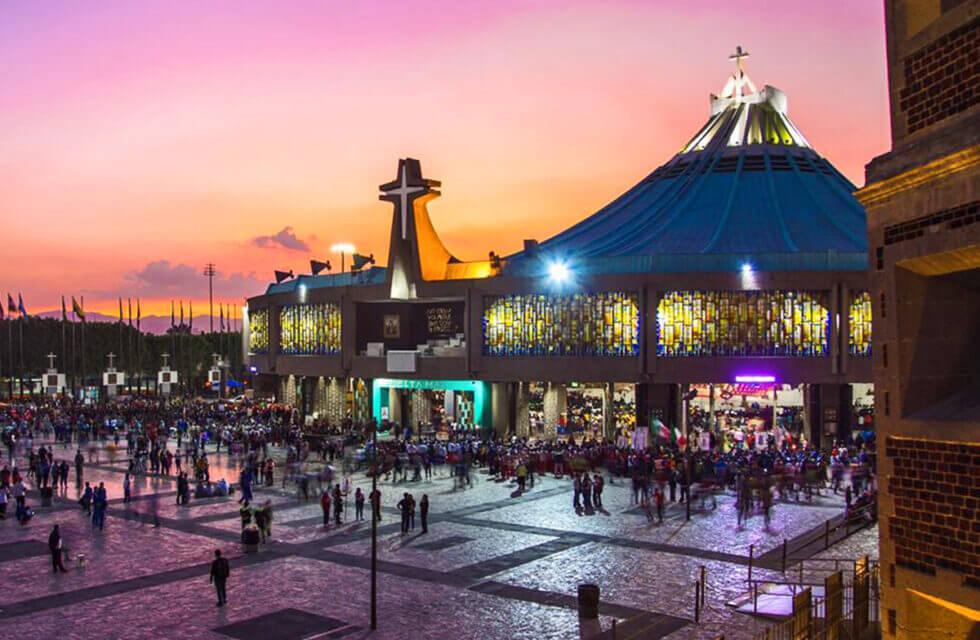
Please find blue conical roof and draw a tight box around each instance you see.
[505,68,868,275]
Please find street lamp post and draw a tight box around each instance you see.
[331,243,356,273]
[370,420,378,630]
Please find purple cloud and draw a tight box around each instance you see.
[123,260,266,298]
[251,226,311,252]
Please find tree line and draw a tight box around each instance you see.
[0,317,243,393]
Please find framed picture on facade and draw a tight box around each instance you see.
[383,314,400,339]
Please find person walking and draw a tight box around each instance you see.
[74,450,84,488]
[370,488,382,523]
[655,486,665,524]
[397,493,410,534]
[123,473,131,504]
[48,525,68,573]
[209,549,230,607]
[420,494,429,534]
[320,488,331,527]
[354,488,365,521]
[332,484,343,525]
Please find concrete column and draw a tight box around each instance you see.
[325,377,346,426]
[543,383,566,440]
[602,383,614,439]
[410,390,430,431]
[515,382,531,438]
[388,387,402,425]
[314,377,327,417]
[491,382,512,436]
[636,383,678,428]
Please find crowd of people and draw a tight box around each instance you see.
[0,395,877,544]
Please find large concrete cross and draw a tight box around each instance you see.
[383,164,427,240]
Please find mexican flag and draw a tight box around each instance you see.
[672,427,687,448]
[654,420,670,440]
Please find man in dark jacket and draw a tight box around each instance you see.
[49,524,68,573]
[209,549,230,606]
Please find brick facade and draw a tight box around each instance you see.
[885,436,980,587]
[899,15,980,135]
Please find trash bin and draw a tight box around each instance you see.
[242,526,260,552]
[40,487,53,507]
[578,584,600,619]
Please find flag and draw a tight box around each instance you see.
[128,298,133,328]
[220,304,225,332]
[17,294,27,320]
[655,420,670,440]
[672,427,687,449]
[170,300,175,328]
[72,296,85,320]
[61,296,67,321]
[137,299,141,331]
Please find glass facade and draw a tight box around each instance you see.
[280,303,342,355]
[483,292,640,356]
[849,291,872,357]
[657,290,830,357]
[248,308,269,354]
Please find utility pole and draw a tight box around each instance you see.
[203,262,217,333]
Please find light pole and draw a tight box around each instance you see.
[331,243,355,273]
[370,419,378,630]
[203,263,217,333]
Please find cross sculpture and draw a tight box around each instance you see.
[382,164,428,240]
[106,352,117,370]
[726,45,753,99]
[46,353,57,370]
[729,45,749,72]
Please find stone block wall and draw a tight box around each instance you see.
[885,436,980,587]
[899,15,979,136]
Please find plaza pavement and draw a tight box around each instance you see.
[0,441,877,640]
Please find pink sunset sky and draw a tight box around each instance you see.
[1,0,890,317]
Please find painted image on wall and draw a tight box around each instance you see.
[383,314,401,339]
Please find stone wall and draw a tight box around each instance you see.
[885,436,980,588]
[899,15,979,136]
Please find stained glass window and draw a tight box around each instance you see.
[280,303,342,355]
[849,291,872,357]
[483,292,639,356]
[657,290,830,357]
[248,308,269,354]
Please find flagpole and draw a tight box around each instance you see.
[71,308,77,398]
[6,315,12,400]
[81,296,86,401]
[18,314,24,398]
[61,297,67,396]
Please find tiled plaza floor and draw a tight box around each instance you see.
[0,441,877,640]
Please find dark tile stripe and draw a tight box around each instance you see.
[0,551,282,620]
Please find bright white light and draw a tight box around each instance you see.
[740,262,758,290]
[735,375,775,383]
[298,283,308,302]
[548,261,570,283]
[331,243,356,254]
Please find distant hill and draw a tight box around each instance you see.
[34,311,239,335]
